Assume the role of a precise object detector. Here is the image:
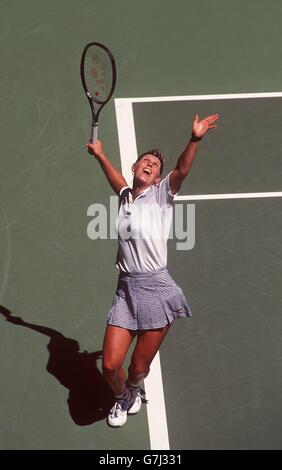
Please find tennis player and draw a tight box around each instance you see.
[87,113,218,427]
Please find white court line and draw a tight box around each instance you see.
[116,91,282,104]
[115,91,282,451]
[175,192,282,201]
[115,99,170,451]
[115,99,137,186]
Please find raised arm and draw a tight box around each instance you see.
[87,140,128,195]
[169,114,219,194]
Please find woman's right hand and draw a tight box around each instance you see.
[87,140,105,160]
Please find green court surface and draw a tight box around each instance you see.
[0,0,282,450]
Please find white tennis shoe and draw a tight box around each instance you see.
[107,401,128,427]
[127,391,142,415]
[107,386,142,427]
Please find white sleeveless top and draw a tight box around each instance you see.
[115,172,176,273]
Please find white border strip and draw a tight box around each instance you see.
[175,191,282,201]
[115,99,170,450]
[116,91,282,104]
[115,99,136,186]
[143,352,170,450]
[115,91,282,451]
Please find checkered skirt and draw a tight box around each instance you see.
[106,268,192,330]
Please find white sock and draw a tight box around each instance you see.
[126,380,140,389]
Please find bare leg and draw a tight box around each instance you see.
[127,324,170,386]
[102,325,135,396]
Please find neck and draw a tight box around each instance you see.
[132,177,152,198]
[132,179,154,198]
[132,185,148,199]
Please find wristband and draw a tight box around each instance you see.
[191,133,202,142]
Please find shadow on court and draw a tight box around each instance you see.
[0,305,114,426]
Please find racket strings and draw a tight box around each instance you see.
[84,46,114,102]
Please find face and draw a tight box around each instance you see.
[132,154,162,186]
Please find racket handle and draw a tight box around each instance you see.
[90,123,98,143]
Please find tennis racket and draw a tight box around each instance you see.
[80,42,116,143]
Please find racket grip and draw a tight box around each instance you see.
[91,123,98,143]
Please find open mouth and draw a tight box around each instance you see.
[142,168,151,175]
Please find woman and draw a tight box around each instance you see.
[87,113,218,427]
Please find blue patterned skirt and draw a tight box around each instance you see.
[106,268,192,330]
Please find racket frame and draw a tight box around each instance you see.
[80,41,116,143]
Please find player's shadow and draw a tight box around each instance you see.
[0,305,114,425]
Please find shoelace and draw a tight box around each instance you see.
[110,402,123,417]
[127,384,140,398]
[128,387,148,405]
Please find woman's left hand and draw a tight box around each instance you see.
[192,114,219,139]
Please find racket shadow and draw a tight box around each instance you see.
[0,305,114,426]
